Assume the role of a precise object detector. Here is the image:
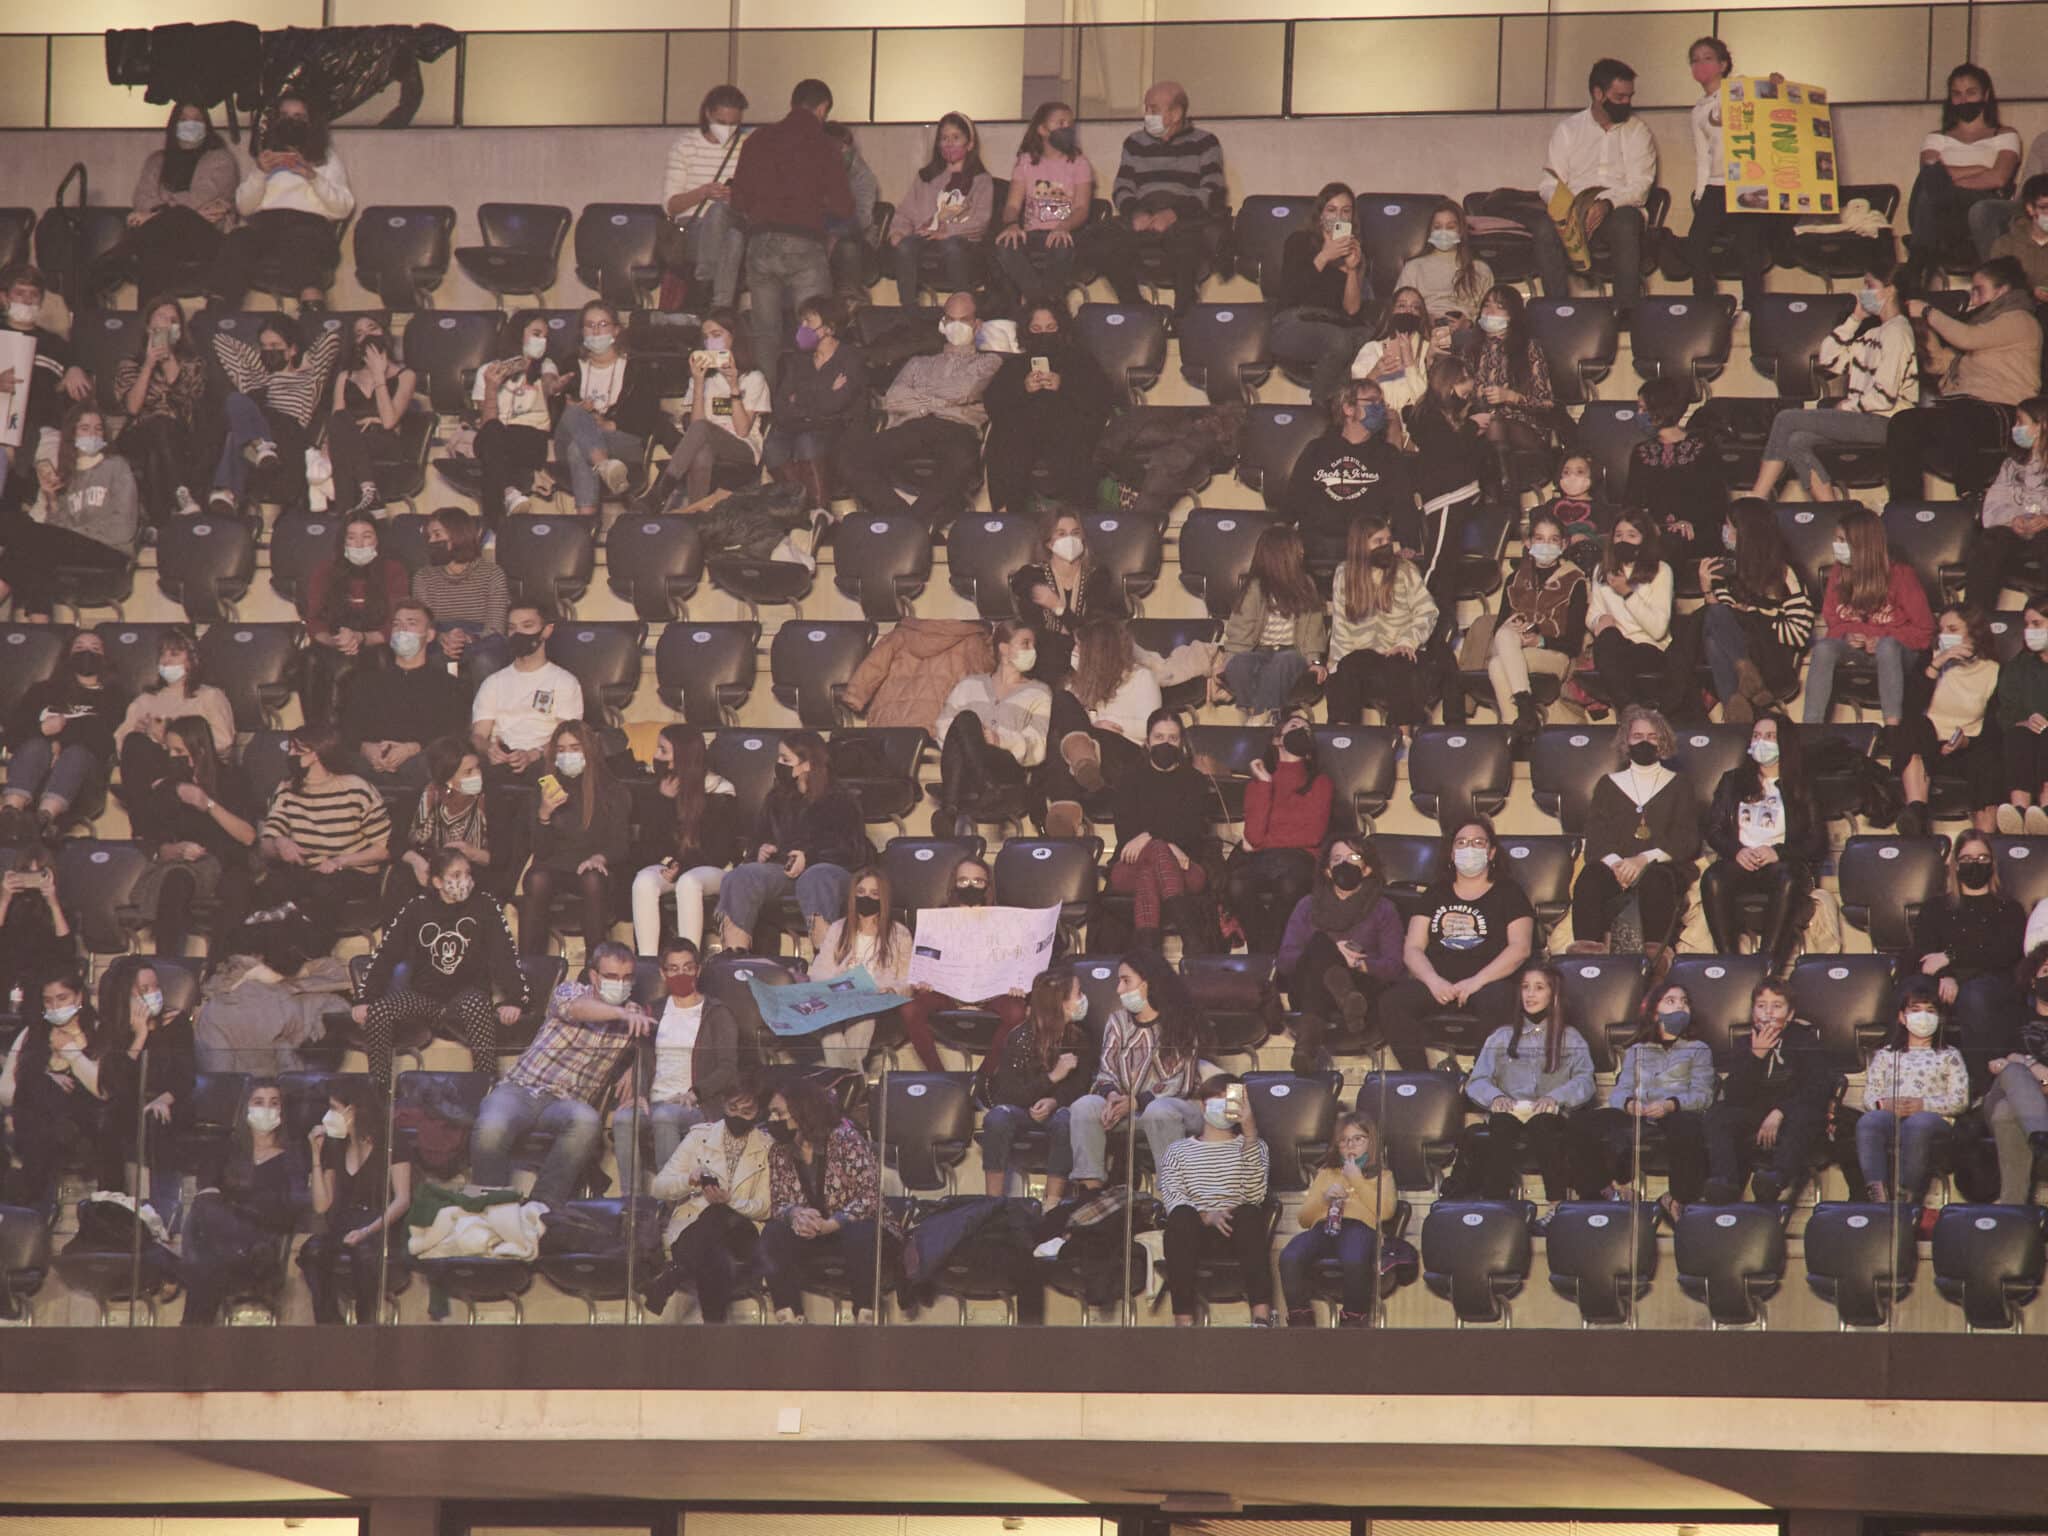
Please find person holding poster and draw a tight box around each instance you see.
[0,266,91,488]
[1905,65,2022,288]
[898,855,1028,1072]
[1685,37,1772,314]
[805,866,914,1065]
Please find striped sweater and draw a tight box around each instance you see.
[262,774,392,859]
[1817,313,1919,417]
[411,558,510,636]
[1707,563,1814,652]
[1157,1132,1269,1213]
[213,328,341,430]
[1110,126,1226,220]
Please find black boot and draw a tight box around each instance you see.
[1898,801,1929,837]
[1510,690,1541,746]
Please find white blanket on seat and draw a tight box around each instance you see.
[408,1200,548,1261]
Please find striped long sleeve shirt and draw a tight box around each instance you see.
[1817,312,1920,417]
[1156,1132,1269,1214]
[1111,125,1226,220]
[262,774,392,860]
[212,328,341,429]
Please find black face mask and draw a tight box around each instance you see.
[71,653,101,678]
[2034,976,2048,1003]
[855,894,882,917]
[1047,126,1079,156]
[259,350,290,374]
[1958,862,1994,892]
[773,761,797,789]
[1603,99,1633,123]
[1626,740,1660,766]
[1148,742,1180,771]
[1282,728,1312,759]
[507,631,543,658]
[165,759,193,782]
[953,885,988,907]
[724,1114,756,1137]
[1952,100,1984,123]
[765,1119,796,1144]
[1330,863,1364,892]
[1369,545,1399,570]
[427,545,454,566]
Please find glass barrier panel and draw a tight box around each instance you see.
[1718,5,1937,104]
[332,47,459,129]
[1292,18,1504,117]
[733,28,876,128]
[1544,10,1714,111]
[667,31,741,130]
[463,33,668,128]
[0,35,46,128]
[874,27,1029,126]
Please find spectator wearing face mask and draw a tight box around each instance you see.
[1698,499,1813,725]
[415,509,511,685]
[1526,58,1657,311]
[1279,836,1404,1069]
[897,856,1028,1073]
[1683,38,1772,315]
[731,79,851,390]
[1067,951,1209,1190]
[209,92,352,311]
[115,629,235,783]
[1912,830,2026,1094]
[303,512,409,727]
[251,722,391,952]
[470,604,585,782]
[663,86,750,311]
[1701,979,1832,1205]
[1288,381,1420,578]
[339,600,467,787]
[1856,985,1968,1232]
[401,739,494,901]
[1218,526,1328,725]
[1964,395,2048,614]
[1096,81,1228,320]
[611,935,746,1189]
[716,731,865,957]
[837,290,1001,530]
[99,964,196,1228]
[0,265,92,489]
[931,622,1055,839]
[1894,605,2003,839]
[1312,288,1435,414]
[1157,1072,1274,1326]
[1895,258,2044,500]
[1903,65,2021,288]
[0,969,116,1216]
[1470,285,1557,482]
[642,1076,773,1321]
[113,103,237,302]
[298,1079,413,1325]
[519,719,631,958]
[206,312,341,514]
[1109,710,1214,951]
[112,296,208,523]
[1988,174,2048,302]
[888,112,995,307]
[1271,183,1371,372]
[1227,710,1333,955]
[1446,960,1595,1207]
[1009,508,1125,685]
[1802,508,1933,732]
[1396,201,1493,344]
[126,715,257,955]
[1324,515,1438,734]
[1539,453,1618,572]
[474,313,560,523]
[1997,596,2048,832]
[805,866,915,1064]
[1699,713,1823,971]
[762,295,867,511]
[757,1076,900,1322]
[1569,982,1715,1222]
[1969,131,2048,259]
[1456,510,1587,745]
[984,299,1114,518]
[1586,511,1688,716]
[542,300,660,519]
[975,969,1094,1200]
[643,308,770,511]
[1,629,127,839]
[323,312,417,518]
[178,1079,307,1324]
[3,410,141,621]
[994,103,1094,300]
[629,727,741,958]
[1569,707,1697,953]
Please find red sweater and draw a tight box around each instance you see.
[1821,560,1934,651]
[732,109,854,241]
[1242,760,1332,852]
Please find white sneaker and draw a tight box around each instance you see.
[598,458,630,496]
[251,439,278,466]
[172,486,201,517]
[502,485,532,517]
[208,490,238,513]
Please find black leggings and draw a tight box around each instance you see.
[113,206,223,300]
[1570,1105,1708,1203]
[359,986,499,1091]
[654,1202,759,1320]
[1887,399,2010,500]
[1224,847,1317,954]
[1326,649,1430,727]
[0,518,132,618]
[250,864,384,953]
[1456,1109,1571,1201]
[1590,629,1688,716]
[520,863,613,956]
[1698,855,1813,965]
[324,413,401,512]
[1570,858,1685,948]
[297,1229,396,1324]
[2004,723,2048,802]
[211,209,336,308]
[475,420,551,523]
[114,414,205,523]
[1162,1202,1272,1317]
[1374,973,1519,1071]
[938,710,1027,813]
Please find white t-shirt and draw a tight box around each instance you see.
[577,357,627,415]
[1922,129,2023,171]
[1737,779,1787,849]
[1088,666,1162,744]
[473,359,557,432]
[471,660,585,752]
[649,996,704,1103]
[680,368,772,456]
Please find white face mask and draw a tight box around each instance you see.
[7,302,38,327]
[321,1108,350,1139]
[1936,631,1962,652]
[141,990,164,1016]
[175,119,208,147]
[2027,628,2048,653]
[1427,228,1460,251]
[1203,1096,1232,1129]
[75,435,105,459]
[940,319,975,348]
[522,334,548,360]
[1452,845,1489,878]
[159,662,187,684]
[597,977,633,1006]
[584,332,615,354]
[1904,1009,1940,1038]
[390,629,424,659]
[45,1003,80,1026]
[246,1105,282,1134]
[1143,113,1167,136]
[1010,647,1037,673]
[708,121,736,145]
[1478,312,1508,335]
[344,544,376,567]
[1559,474,1591,498]
[1831,540,1852,564]
[1049,535,1085,562]
[1529,540,1561,566]
[456,772,484,795]
[555,751,586,778]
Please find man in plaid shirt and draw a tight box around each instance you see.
[471,941,651,1206]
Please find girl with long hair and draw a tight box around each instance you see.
[111,293,207,521]
[1700,496,1814,723]
[1273,181,1371,371]
[131,713,258,954]
[116,103,236,299]
[1568,981,1714,1221]
[717,731,866,955]
[1698,712,1825,970]
[1894,603,2004,836]
[976,967,1095,1200]
[804,865,914,1065]
[646,307,770,509]
[933,619,1058,835]
[1911,828,2026,1092]
[299,1078,415,1324]
[475,311,560,520]
[1453,959,1595,1204]
[985,298,1115,516]
[1226,707,1334,954]
[1904,63,2020,286]
[1587,510,1685,715]
[888,111,995,305]
[758,1077,896,1322]
[1682,36,1772,314]
[519,718,632,956]
[303,511,409,724]
[1009,505,1125,683]
[545,298,659,518]
[1965,394,2048,613]
[1106,709,1215,951]
[1802,506,1934,729]
[1627,375,1724,571]
[1471,283,1556,468]
[1856,983,1968,1224]
[208,90,352,310]
[402,737,492,894]
[1456,507,1589,744]
[1396,200,1492,342]
[1324,515,1438,733]
[630,726,742,955]
[1217,524,1329,724]
[994,100,1095,297]
[324,312,418,518]
[0,967,117,1213]
[1278,1113,1382,1328]
[1066,948,1210,1191]
[900,855,1031,1072]
[178,1078,307,1324]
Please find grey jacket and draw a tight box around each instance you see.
[1221,577,1329,658]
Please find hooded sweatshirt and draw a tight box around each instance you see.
[364,888,528,1005]
[841,618,995,731]
[35,453,142,556]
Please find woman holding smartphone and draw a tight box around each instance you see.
[1157,1073,1274,1327]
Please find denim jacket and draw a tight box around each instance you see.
[1607,1038,1717,1113]
[1466,1019,1596,1109]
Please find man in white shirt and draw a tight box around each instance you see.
[1528,58,1659,309]
[611,936,747,1192]
[470,602,584,780]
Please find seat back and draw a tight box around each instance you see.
[1932,1203,2048,1330]
[1993,836,2048,913]
[945,512,1041,618]
[573,203,663,307]
[0,1203,51,1311]
[992,837,1103,923]
[1495,833,1575,935]
[1527,724,1612,835]
[0,624,75,728]
[354,206,455,310]
[1421,1200,1533,1323]
[769,619,875,729]
[268,509,346,613]
[545,621,647,725]
[1673,1203,1787,1325]
[1373,833,1446,919]
[240,730,298,811]
[1662,953,1770,1070]
[1837,835,1951,952]
[1234,404,1325,511]
[1543,1200,1658,1324]
[1176,302,1273,404]
[479,201,573,261]
[154,515,256,623]
[0,207,33,272]
[1244,1071,1340,1191]
[1355,1071,1463,1192]
[1552,955,1648,1074]
[1669,723,1753,819]
[196,622,299,730]
[1176,507,1270,620]
[1786,954,1896,1074]
[1803,1201,1917,1327]
[1571,399,1646,496]
[1406,726,1511,826]
[606,513,706,622]
[833,511,934,621]
[35,206,129,301]
[654,620,759,725]
[1312,724,1399,835]
[880,836,983,920]
[707,728,798,830]
[1749,292,1857,399]
[1083,512,1162,605]
[1352,192,1440,295]
[699,952,794,1059]
[1773,502,1841,598]
[870,1071,975,1192]
[495,515,597,618]
[1526,298,1619,407]
[1628,295,1735,400]
[71,310,150,414]
[1231,194,1315,297]
[55,839,150,955]
[1882,500,1973,607]
[1786,183,1899,282]
[1073,303,1169,402]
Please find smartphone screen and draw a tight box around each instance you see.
[1225,1083,1246,1122]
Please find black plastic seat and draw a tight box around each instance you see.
[1406,726,1511,827]
[1771,502,1841,598]
[768,619,874,729]
[1185,724,1268,821]
[1243,1070,1340,1191]
[708,728,799,830]
[36,206,132,307]
[1628,294,1735,401]
[1176,301,1273,404]
[1673,1202,1786,1326]
[154,514,256,623]
[1183,953,1275,1060]
[546,620,646,726]
[1786,954,1897,1075]
[707,554,814,621]
[1373,833,1447,925]
[604,513,704,622]
[1353,192,1440,295]
[871,1072,975,1193]
[879,835,983,918]
[267,508,347,613]
[1992,836,2048,912]
[1307,724,1398,836]
[1073,302,1169,403]
[653,620,758,726]
[829,726,927,830]
[1669,723,1753,819]
[991,837,1102,950]
[1882,500,1973,607]
[0,624,74,728]
[1175,507,1269,620]
[71,311,150,414]
[1749,293,1858,398]
[833,510,934,621]
[456,203,572,305]
[1084,512,1162,605]
[1526,298,1620,408]
[1932,1203,2047,1330]
[1544,1200,1658,1325]
[573,203,664,308]
[945,511,1041,618]
[1126,617,1221,710]
[1234,403,1324,512]
[197,622,300,730]
[1421,1200,1533,1324]
[1661,953,1770,1071]
[1355,1072,1462,1188]
[1526,724,1612,835]
[1804,1201,1918,1328]
[495,514,596,618]
[533,1196,665,1322]
[353,206,455,311]
[403,309,505,416]
[0,1203,51,1320]
[408,1253,536,1322]
[1787,183,1899,290]
[0,207,33,273]
[1232,195,1315,299]
[1838,835,1950,954]
[55,839,149,957]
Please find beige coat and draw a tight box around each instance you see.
[841,618,995,731]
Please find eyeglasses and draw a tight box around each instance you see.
[1452,838,1489,850]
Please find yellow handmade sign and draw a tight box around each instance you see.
[1720,74,1839,216]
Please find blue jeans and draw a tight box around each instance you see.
[5,737,100,809]
[1278,1218,1377,1315]
[612,1099,704,1190]
[893,234,976,307]
[681,198,745,308]
[213,391,272,495]
[1701,601,1749,701]
[979,1103,1072,1180]
[1223,648,1309,719]
[746,231,831,389]
[716,858,852,937]
[471,1081,605,1207]
[1855,1108,1952,1203]
[552,402,643,514]
[1531,202,1645,304]
[761,427,833,474]
[1803,634,1914,724]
